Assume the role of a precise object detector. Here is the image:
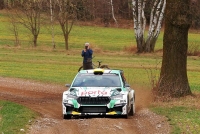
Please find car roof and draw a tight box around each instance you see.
[79,68,123,74]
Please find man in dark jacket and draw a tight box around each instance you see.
[81,43,93,70]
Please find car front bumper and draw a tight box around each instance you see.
[62,104,128,116]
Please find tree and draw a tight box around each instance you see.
[157,0,192,98]
[0,0,4,9]
[145,0,166,52]
[50,0,56,49]
[132,0,146,53]
[190,0,200,29]
[132,0,166,53]
[7,9,20,46]
[54,0,77,50]
[16,0,42,47]
[110,0,118,27]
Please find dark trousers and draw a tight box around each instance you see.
[83,62,93,70]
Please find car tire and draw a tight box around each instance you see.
[124,114,128,119]
[63,114,71,119]
[129,101,135,116]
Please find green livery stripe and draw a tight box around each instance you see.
[109,100,117,108]
[72,99,78,108]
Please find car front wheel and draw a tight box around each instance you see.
[129,101,135,116]
[63,114,71,119]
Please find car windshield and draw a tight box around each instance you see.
[72,73,121,87]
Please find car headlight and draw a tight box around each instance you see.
[111,94,123,99]
[67,94,77,100]
[63,94,77,102]
[63,99,68,103]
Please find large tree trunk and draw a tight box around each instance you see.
[158,0,192,98]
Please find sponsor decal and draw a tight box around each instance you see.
[81,90,107,96]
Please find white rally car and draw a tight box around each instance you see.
[62,68,135,119]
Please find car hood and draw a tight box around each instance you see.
[65,87,124,97]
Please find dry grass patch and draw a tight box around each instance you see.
[152,92,200,109]
[123,45,137,53]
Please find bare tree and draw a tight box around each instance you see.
[132,0,166,53]
[157,0,192,98]
[7,9,20,46]
[16,0,42,47]
[54,0,77,50]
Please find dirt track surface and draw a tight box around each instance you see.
[0,77,170,134]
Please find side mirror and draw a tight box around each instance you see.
[65,84,71,87]
[125,83,130,87]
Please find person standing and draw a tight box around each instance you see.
[81,42,93,70]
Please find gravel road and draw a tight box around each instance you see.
[0,77,170,134]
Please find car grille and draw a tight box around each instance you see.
[77,97,110,105]
[80,106,107,113]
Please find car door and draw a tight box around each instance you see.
[120,71,132,110]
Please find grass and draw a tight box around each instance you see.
[0,10,200,133]
[0,101,37,134]
[151,93,200,134]
[152,106,200,134]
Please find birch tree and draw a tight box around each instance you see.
[110,0,118,27]
[145,0,166,52]
[132,0,166,53]
[50,0,56,49]
[54,0,77,50]
[132,0,146,53]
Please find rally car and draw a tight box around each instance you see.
[62,68,135,119]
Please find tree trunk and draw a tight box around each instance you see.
[50,0,56,49]
[132,0,146,53]
[64,34,69,50]
[132,0,165,53]
[158,0,192,98]
[136,37,145,53]
[33,35,38,47]
[0,0,4,9]
[145,0,166,53]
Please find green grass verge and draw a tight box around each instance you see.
[0,101,37,134]
[151,106,200,134]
